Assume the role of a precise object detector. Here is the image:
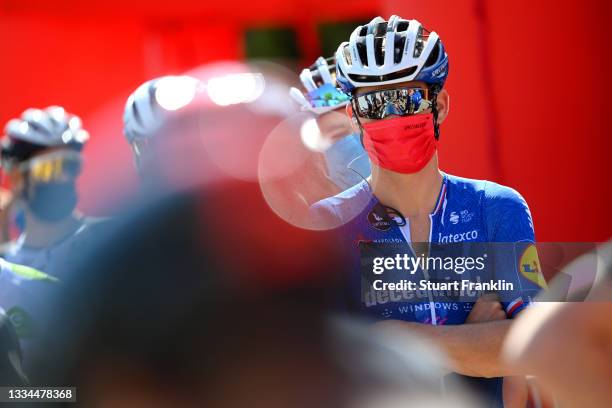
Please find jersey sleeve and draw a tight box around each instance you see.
[484,183,535,243]
[484,183,545,317]
[309,199,341,230]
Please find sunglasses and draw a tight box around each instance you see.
[306,83,350,109]
[20,151,82,183]
[352,87,432,120]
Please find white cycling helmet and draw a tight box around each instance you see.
[123,75,201,145]
[289,56,351,115]
[335,15,449,93]
[1,106,89,166]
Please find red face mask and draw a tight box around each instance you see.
[361,113,437,174]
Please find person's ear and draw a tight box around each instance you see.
[346,104,360,132]
[435,89,450,125]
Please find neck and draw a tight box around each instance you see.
[21,211,82,248]
[369,153,443,217]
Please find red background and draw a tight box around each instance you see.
[0,0,610,242]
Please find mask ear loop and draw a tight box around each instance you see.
[345,144,407,228]
[346,97,408,227]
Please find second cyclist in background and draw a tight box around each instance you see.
[291,56,371,190]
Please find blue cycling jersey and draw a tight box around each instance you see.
[311,172,544,408]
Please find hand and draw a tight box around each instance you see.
[316,111,353,143]
[466,293,506,323]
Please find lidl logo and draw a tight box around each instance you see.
[519,245,547,289]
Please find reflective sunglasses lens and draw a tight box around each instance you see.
[28,156,81,182]
[354,88,431,119]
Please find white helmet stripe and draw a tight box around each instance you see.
[350,41,362,69]
[289,87,310,109]
[387,15,399,31]
[365,34,376,69]
[419,31,439,63]
[299,68,317,92]
[412,31,439,78]
[384,30,395,66]
[349,25,361,43]
[317,59,334,85]
[124,75,202,143]
[133,85,157,135]
[405,20,421,60]
[401,29,412,63]
[368,16,385,29]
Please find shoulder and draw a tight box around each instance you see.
[444,174,534,241]
[445,173,529,209]
[444,174,488,202]
[81,216,114,228]
[75,216,116,238]
[310,181,374,226]
[480,180,534,241]
[481,180,531,215]
[53,217,117,265]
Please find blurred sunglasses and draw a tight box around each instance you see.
[352,87,432,120]
[20,150,82,183]
[306,83,350,109]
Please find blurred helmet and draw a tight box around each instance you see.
[1,106,89,168]
[335,15,449,93]
[289,56,351,115]
[123,75,201,148]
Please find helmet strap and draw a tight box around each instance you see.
[347,100,365,146]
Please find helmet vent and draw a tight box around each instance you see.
[414,27,425,58]
[424,40,441,68]
[356,40,368,67]
[394,34,407,64]
[342,46,352,66]
[348,65,417,83]
[374,37,385,66]
[397,21,409,32]
[373,22,387,37]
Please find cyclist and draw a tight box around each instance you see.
[291,56,371,190]
[0,106,102,359]
[311,15,546,407]
[123,75,200,180]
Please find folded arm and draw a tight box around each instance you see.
[375,318,519,378]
